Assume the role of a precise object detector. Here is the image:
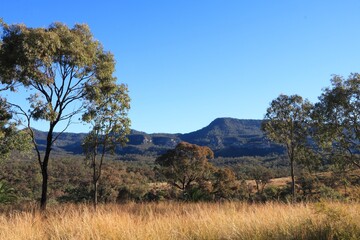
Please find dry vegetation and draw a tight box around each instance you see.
[0,201,359,240]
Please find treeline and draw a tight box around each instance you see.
[0,153,358,208]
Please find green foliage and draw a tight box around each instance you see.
[212,167,240,200]
[57,185,91,203]
[318,186,343,200]
[82,82,130,207]
[155,142,244,201]
[0,98,31,160]
[263,94,314,200]
[184,184,213,202]
[117,185,148,203]
[312,73,360,169]
[0,21,119,129]
[82,83,130,159]
[247,165,274,193]
[0,180,16,204]
[262,94,313,153]
[0,20,124,210]
[262,185,281,200]
[155,142,214,194]
[0,98,15,159]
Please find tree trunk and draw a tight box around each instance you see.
[93,180,98,210]
[40,164,48,211]
[290,158,296,202]
[40,125,54,212]
[93,165,98,210]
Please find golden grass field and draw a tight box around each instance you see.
[0,201,359,240]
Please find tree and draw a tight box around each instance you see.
[248,165,274,194]
[82,83,130,209]
[312,74,360,169]
[262,94,313,201]
[0,21,121,211]
[212,167,239,200]
[155,142,214,199]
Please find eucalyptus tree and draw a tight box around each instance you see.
[312,74,360,169]
[82,84,130,209]
[262,94,313,201]
[0,21,124,210]
[155,142,214,199]
[212,167,239,200]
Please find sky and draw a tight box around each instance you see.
[1,0,360,134]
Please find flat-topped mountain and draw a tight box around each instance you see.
[34,118,284,158]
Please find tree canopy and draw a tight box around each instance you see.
[0,21,125,210]
[155,142,214,195]
[312,74,360,169]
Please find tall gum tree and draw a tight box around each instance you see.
[312,74,360,169]
[262,94,313,201]
[0,21,125,211]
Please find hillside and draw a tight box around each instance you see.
[34,118,284,158]
[181,118,283,157]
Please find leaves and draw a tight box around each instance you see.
[82,79,130,207]
[0,21,117,125]
[262,94,312,156]
[0,180,16,204]
[0,20,126,210]
[262,94,314,200]
[313,74,360,168]
[155,142,214,192]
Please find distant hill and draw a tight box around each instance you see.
[181,118,284,157]
[34,118,285,158]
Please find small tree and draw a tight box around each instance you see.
[82,84,130,209]
[248,165,274,194]
[155,142,214,199]
[0,21,121,211]
[212,167,239,200]
[262,94,313,201]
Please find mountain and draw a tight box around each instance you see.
[182,118,283,157]
[34,118,285,158]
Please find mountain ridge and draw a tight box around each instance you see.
[34,118,285,158]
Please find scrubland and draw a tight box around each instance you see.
[0,201,359,240]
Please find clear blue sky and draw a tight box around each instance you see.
[2,0,360,133]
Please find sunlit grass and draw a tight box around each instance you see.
[0,201,359,240]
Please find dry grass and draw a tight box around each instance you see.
[0,201,359,240]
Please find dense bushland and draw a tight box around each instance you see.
[1,154,359,207]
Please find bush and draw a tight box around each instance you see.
[0,180,16,204]
[318,186,343,200]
